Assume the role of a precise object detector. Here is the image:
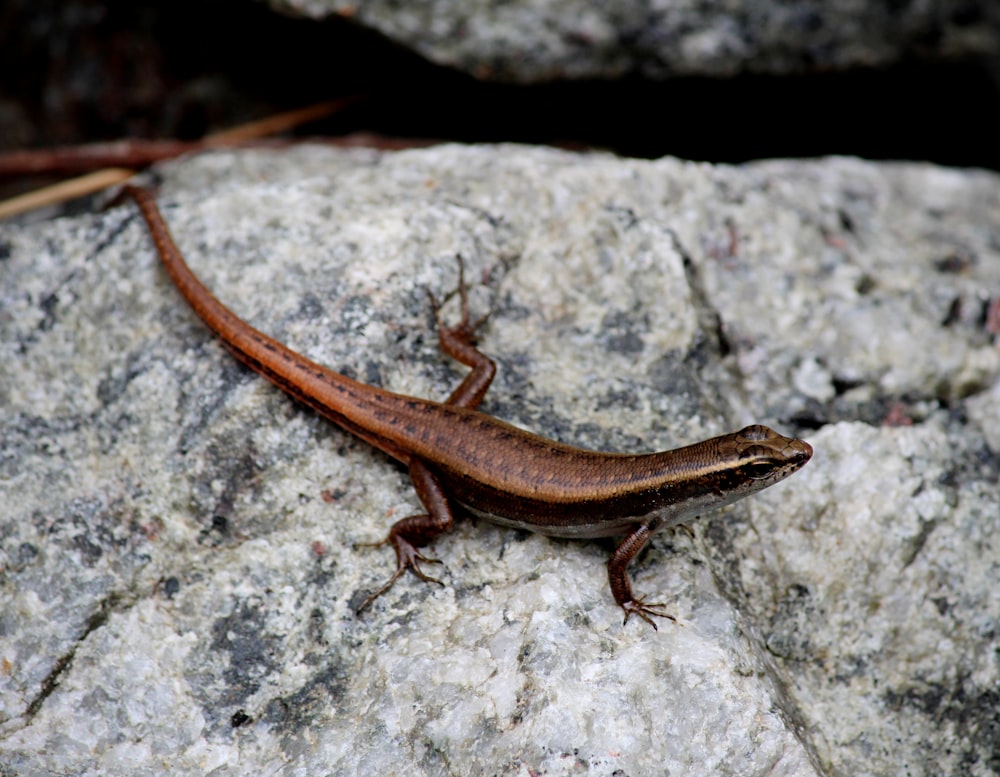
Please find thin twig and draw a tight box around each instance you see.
[0,96,362,219]
[0,168,134,220]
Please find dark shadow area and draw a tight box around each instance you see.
[1,0,998,170]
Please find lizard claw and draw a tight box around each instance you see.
[621,598,677,630]
[355,533,445,614]
[427,255,491,344]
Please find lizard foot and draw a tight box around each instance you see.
[355,533,444,614]
[621,598,677,631]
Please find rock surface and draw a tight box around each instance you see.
[1,145,998,775]
[271,0,1000,81]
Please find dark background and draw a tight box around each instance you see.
[1,0,998,169]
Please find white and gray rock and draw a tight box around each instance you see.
[270,0,1000,81]
[1,145,998,775]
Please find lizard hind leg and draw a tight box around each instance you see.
[428,255,497,410]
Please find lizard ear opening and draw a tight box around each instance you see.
[743,461,780,481]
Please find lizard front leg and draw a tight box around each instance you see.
[608,524,677,630]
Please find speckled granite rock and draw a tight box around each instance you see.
[270,0,1000,81]
[1,145,998,776]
